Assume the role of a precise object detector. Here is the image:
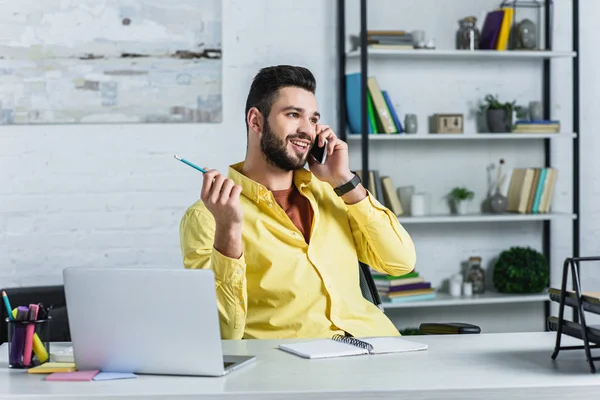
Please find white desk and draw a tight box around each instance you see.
[0,332,599,400]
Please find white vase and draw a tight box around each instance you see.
[456,200,468,215]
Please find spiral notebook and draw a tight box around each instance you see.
[278,335,428,359]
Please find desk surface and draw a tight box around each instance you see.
[1,332,599,400]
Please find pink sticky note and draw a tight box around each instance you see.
[45,370,100,381]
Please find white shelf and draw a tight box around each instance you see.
[347,133,576,141]
[397,212,576,224]
[381,291,549,309]
[346,48,577,59]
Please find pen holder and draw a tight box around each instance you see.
[6,317,51,369]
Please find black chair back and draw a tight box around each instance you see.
[358,262,383,310]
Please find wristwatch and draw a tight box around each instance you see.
[334,173,361,196]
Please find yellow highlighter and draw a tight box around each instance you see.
[12,308,49,364]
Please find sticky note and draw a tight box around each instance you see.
[45,370,99,381]
[93,372,137,381]
[28,362,76,374]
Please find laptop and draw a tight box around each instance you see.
[62,267,255,376]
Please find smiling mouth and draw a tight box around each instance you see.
[289,139,310,152]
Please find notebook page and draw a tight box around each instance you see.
[361,337,428,355]
[278,339,369,359]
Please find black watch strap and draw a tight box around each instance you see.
[334,173,361,196]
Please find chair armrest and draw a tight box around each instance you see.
[419,322,481,335]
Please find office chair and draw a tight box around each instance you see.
[358,263,481,335]
[0,285,71,344]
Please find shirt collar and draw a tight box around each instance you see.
[228,161,313,204]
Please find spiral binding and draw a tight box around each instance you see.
[331,334,374,351]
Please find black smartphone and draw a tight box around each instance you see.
[310,138,328,164]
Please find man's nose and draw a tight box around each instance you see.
[298,117,316,137]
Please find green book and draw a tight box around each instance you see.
[366,92,380,133]
[373,271,419,280]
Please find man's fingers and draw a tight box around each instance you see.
[201,169,219,200]
[209,175,226,204]
[230,185,243,202]
[219,179,235,204]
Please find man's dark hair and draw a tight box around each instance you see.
[245,65,316,131]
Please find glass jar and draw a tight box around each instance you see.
[456,16,480,50]
[466,256,485,294]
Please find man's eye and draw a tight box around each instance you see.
[288,112,299,118]
[310,118,319,124]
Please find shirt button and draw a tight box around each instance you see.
[237,268,242,275]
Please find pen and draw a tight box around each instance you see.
[2,291,13,320]
[174,155,207,174]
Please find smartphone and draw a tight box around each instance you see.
[310,138,328,164]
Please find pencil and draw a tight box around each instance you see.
[174,155,207,174]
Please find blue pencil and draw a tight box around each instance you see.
[174,155,207,174]
[2,291,14,320]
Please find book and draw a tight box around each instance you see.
[278,335,427,359]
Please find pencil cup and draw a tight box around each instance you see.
[6,317,51,368]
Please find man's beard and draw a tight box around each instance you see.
[260,120,312,171]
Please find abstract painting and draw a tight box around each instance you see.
[0,0,222,124]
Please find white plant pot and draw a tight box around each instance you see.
[456,200,468,215]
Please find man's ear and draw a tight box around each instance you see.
[247,107,263,135]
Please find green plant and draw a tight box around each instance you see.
[479,94,516,115]
[447,187,474,201]
[493,246,549,293]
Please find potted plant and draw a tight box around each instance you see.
[492,246,549,293]
[447,187,474,215]
[480,94,516,133]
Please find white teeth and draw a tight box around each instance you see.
[290,140,308,148]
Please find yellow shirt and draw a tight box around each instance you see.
[179,162,416,340]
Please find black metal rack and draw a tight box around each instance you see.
[336,0,580,326]
[550,256,600,373]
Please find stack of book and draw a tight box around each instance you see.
[345,73,403,134]
[366,30,414,50]
[506,167,558,214]
[512,120,560,133]
[373,271,436,304]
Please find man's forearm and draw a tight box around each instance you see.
[214,223,243,259]
[347,194,417,276]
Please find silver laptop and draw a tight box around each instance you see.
[62,267,255,376]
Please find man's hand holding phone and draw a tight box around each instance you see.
[308,125,353,187]
[308,125,366,204]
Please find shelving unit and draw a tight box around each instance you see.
[337,0,580,328]
[347,132,576,141]
[397,212,575,225]
[346,48,576,59]
[383,291,549,309]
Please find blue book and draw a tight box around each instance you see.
[382,90,403,133]
[387,293,437,303]
[345,72,373,134]
[532,168,547,213]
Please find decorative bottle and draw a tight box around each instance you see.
[456,16,480,50]
[466,256,485,294]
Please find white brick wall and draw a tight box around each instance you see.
[0,0,337,287]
